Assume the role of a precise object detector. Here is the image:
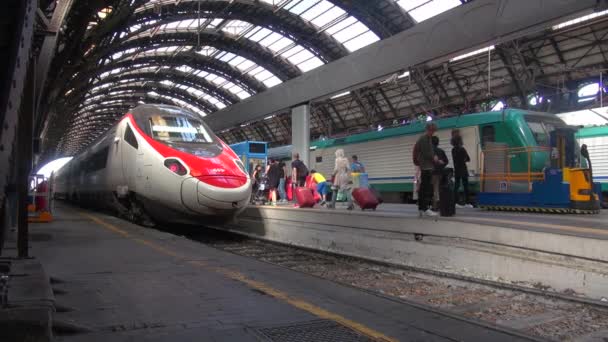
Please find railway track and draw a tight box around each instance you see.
[182,228,608,342]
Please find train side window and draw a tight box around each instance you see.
[481,125,495,146]
[124,125,138,149]
[315,156,322,163]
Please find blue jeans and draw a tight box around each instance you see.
[278,178,287,200]
[316,181,330,196]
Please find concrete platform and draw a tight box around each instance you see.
[219,204,608,299]
[28,204,533,341]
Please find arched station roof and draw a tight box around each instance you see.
[39,0,470,158]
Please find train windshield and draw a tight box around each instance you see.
[525,115,567,146]
[148,115,215,144]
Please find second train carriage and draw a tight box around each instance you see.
[269,109,603,202]
[576,125,608,193]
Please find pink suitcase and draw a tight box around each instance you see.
[352,187,379,210]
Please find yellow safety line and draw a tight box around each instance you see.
[78,212,396,342]
[455,216,608,237]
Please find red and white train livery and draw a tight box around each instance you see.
[54,104,251,224]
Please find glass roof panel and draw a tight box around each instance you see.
[247,27,274,42]
[342,31,380,52]
[297,58,324,72]
[263,76,283,88]
[397,0,461,22]
[254,70,274,82]
[331,21,369,43]
[311,6,347,27]
[323,15,358,35]
[287,48,315,65]
[299,1,334,21]
[265,36,295,53]
[221,20,253,36]
[287,0,323,15]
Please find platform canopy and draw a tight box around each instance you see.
[37,0,607,162]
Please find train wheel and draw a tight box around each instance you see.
[128,195,155,228]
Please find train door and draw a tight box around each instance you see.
[107,126,125,192]
[121,121,140,194]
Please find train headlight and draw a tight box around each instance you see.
[164,159,188,176]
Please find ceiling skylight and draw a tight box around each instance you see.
[397,0,462,22]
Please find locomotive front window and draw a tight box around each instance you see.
[527,121,550,146]
[149,115,214,143]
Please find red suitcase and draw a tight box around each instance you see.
[295,187,315,208]
[352,187,379,210]
[286,178,293,201]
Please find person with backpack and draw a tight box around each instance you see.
[431,136,449,211]
[413,123,440,217]
[351,155,365,173]
[451,133,473,208]
[291,152,308,187]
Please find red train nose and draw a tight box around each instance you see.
[196,175,247,188]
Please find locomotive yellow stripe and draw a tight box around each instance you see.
[79,212,396,342]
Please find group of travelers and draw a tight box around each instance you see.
[251,150,357,210]
[251,122,472,215]
[252,158,288,205]
[414,123,472,217]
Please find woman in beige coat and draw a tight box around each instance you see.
[329,149,354,210]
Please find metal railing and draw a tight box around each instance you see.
[480,146,550,193]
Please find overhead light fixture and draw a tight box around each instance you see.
[450,45,495,62]
[552,9,608,30]
[330,91,350,99]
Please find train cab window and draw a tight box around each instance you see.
[149,115,215,144]
[124,125,138,149]
[481,125,495,146]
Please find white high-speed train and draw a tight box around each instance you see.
[54,104,251,224]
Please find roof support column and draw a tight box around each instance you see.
[16,61,35,258]
[291,104,310,169]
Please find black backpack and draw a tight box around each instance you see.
[293,160,308,178]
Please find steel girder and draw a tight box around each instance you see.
[49,50,266,143]
[204,0,599,131]
[100,30,301,80]
[80,82,219,113]
[34,0,75,123]
[39,0,417,157]
[130,0,349,62]
[328,0,415,38]
[40,0,117,120]
[0,0,36,215]
[78,68,240,106]
[219,16,608,146]
[62,51,266,107]
[43,82,218,155]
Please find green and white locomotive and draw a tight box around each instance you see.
[269,108,606,204]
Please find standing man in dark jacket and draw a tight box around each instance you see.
[291,153,308,187]
[414,123,440,217]
[451,133,473,208]
[431,136,448,211]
